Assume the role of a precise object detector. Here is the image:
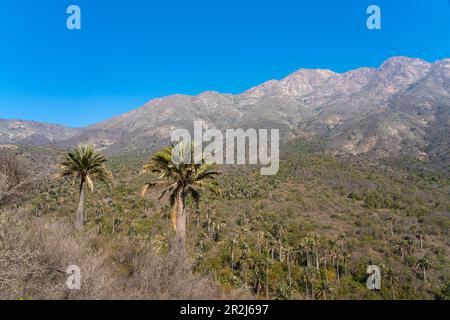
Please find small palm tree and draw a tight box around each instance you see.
[316,282,335,300]
[141,144,221,257]
[383,268,399,299]
[59,145,111,229]
[151,234,169,254]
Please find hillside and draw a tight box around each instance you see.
[1,56,449,171]
[1,141,449,299]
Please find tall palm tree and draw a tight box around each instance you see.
[417,231,424,251]
[249,251,266,296]
[394,240,408,261]
[59,145,111,229]
[285,245,294,289]
[341,250,351,276]
[225,238,239,269]
[299,237,314,267]
[141,144,221,257]
[413,229,424,251]
[302,267,319,299]
[319,246,330,285]
[237,240,251,284]
[383,268,399,300]
[312,235,321,271]
[416,258,432,282]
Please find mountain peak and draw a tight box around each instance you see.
[380,56,431,71]
[290,68,337,77]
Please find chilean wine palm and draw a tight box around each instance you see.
[59,145,111,229]
[383,268,399,299]
[141,144,221,257]
[316,282,335,300]
[416,258,432,282]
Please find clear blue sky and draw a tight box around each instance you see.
[1,0,450,127]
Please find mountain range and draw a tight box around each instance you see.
[1,56,449,170]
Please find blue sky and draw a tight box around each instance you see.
[1,0,450,127]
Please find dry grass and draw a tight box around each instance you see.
[0,208,241,300]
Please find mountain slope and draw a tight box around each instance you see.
[0,119,80,145]
[2,57,449,170]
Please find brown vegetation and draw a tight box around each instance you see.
[0,207,241,300]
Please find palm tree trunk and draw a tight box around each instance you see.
[256,279,261,296]
[305,281,309,299]
[392,286,395,300]
[336,262,340,283]
[324,259,329,285]
[265,262,269,299]
[279,240,283,262]
[315,248,319,270]
[75,179,85,229]
[287,252,292,288]
[230,241,235,269]
[176,190,187,257]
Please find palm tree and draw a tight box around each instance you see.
[385,216,395,237]
[237,240,251,284]
[404,237,414,255]
[417,232,424,251]
[341,250,351,276]
[312,235,321,271]
[302,267,319,299]
[394,240,408,261]
[316,282,335,300]
[263,247,273,299]
[225,238,238,269]
[274,283,292,300]
[285,245,294,289]
[141,144,221,257]
[416,258,432,282]
[383,268,399,299]
[151,234,169,254]
[59,145,111,229]
[249,251,266,296]
[319,246,330,285]
[298,237,314,267]
[329,243,341,283]
[413,229,424,251]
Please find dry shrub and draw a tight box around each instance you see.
[0,208,239,300]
